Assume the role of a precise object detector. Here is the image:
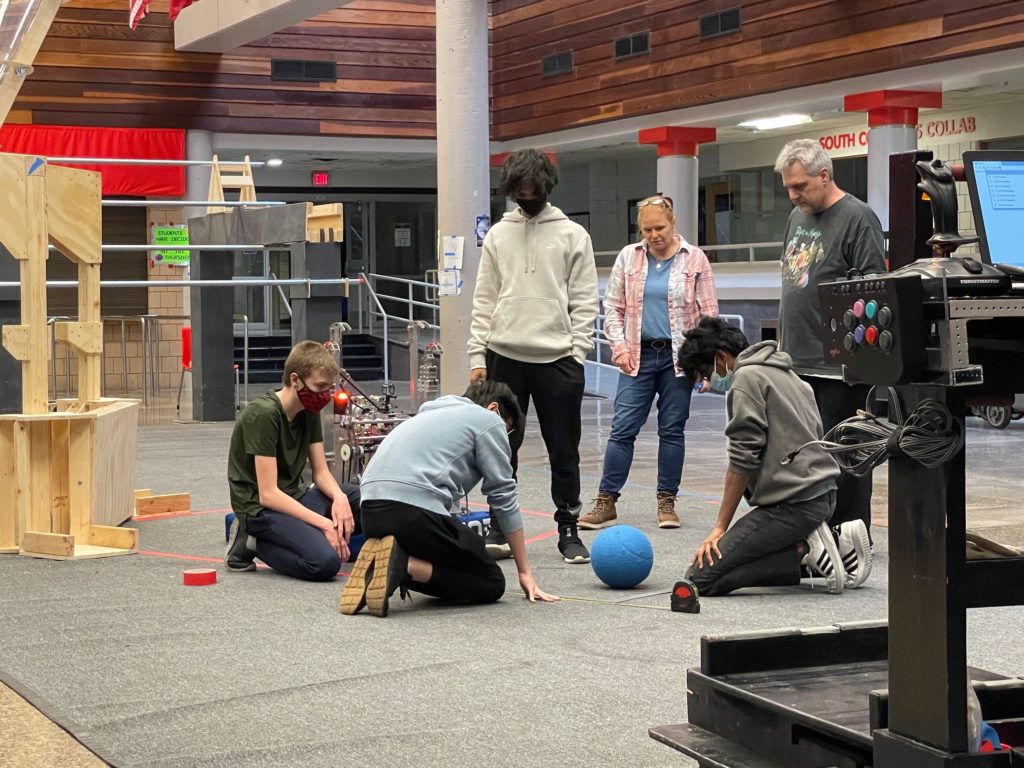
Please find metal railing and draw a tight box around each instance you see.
[363,273,440,331]
[233,314,250,405]
[268,272,293,318]
[358,273,392,384]
[595,241,783,264]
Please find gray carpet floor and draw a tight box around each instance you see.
[1,394,1022,767]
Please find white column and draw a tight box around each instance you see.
[867,123,917,231]
[436,0,489,394]
[183,129,214,318]
[658,154,699,245]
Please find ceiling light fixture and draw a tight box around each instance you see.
[738,113,813,131]
[266,158,284,167]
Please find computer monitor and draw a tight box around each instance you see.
[964,150,1024,269]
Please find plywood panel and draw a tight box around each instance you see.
[0,423,16,552]
[88,400,138,527]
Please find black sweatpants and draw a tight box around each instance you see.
[244,484,361,582]
[486,350,585,526]
[686,490,835,596]
[801,375,874,533]
[361,499,506,604]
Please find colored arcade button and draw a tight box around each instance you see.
[854,326,865,344]
[865,300,878,320]
[843,309,856,329]
[843,333,856,352]
[865,326,878,346]
[852,299,865,318]
[879,330,894,352]
[877,306,892,327]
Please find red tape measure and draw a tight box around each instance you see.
[670,580,700,613]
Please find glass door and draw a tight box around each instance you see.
[268,248,292,336]
[233,249,270,335]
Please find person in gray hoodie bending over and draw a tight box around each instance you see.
[676,317,866,596]
[340,381,557,618]
[469,149,599,566]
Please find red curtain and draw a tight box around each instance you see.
[169,0,194,21]
[0,125,186,196]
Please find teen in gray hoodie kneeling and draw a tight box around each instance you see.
[340,381,557,617]
[677,317,870,596]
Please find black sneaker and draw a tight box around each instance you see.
[485,526,512,560]
[225,517,257,572]
[365,536,411,618]
[558,524,590,564]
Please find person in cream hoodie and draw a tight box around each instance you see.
[469,149,599,565]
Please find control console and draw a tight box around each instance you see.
[819,273,927,385]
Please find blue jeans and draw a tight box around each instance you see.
[244,484,361,582]
[599,345,693,496]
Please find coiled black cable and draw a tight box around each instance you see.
[782,387,964,476]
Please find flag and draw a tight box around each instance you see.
[129,0,149,29]
[169,0,195,21]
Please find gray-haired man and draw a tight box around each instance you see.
[774,138,884,589]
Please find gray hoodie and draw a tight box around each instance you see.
[469,203,599,368]
[358,395,522,533]
[726,341,839,507]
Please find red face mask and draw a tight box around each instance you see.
[297,379,332,412]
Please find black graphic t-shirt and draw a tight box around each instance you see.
[778,194,885,373]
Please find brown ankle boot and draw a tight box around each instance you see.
[657,492,680,529]
[578,491,617,529]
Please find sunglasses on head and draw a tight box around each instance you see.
[637,195,673,210]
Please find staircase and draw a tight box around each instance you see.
[339,333,385,381]
[233,333,384,384]
[234,334,291,384]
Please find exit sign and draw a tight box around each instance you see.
[311,170,330,187]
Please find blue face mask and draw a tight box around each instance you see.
[709,357,734,394]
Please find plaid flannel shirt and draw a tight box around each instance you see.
[603,236,718,377]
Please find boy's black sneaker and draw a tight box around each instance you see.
[365,536,411,618]
[484,526,512,560]
[225,517,257,572]
[558,524,590,564]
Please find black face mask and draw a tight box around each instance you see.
[515,197,546,217]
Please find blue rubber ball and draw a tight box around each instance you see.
[591,525,654,589]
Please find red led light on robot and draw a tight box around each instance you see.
[333,389,351,414]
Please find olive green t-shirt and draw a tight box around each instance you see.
[227,391,324,520]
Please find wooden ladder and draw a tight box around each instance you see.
[207,154,258,214]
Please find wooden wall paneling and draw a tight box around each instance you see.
[490,0,1024,139]
[15,0,438,139]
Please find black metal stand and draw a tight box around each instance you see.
[650,383,1024,767]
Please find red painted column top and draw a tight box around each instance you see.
[844,90,942,128]
[638,127,717,157]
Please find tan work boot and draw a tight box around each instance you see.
[657,492,680,529]
[578,492,617,529]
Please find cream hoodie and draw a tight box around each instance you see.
[469,204,598,367]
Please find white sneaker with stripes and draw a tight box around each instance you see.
[835,520,873,589]
[801,522,845,594]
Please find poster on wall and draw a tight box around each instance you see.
[394,223,412,247]
[475,215,491,246]
[152,225,190,265]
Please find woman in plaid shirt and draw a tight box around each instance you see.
[578,196,718,530]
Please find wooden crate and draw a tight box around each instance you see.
[0,155,139,560]
[0,399,139,559]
